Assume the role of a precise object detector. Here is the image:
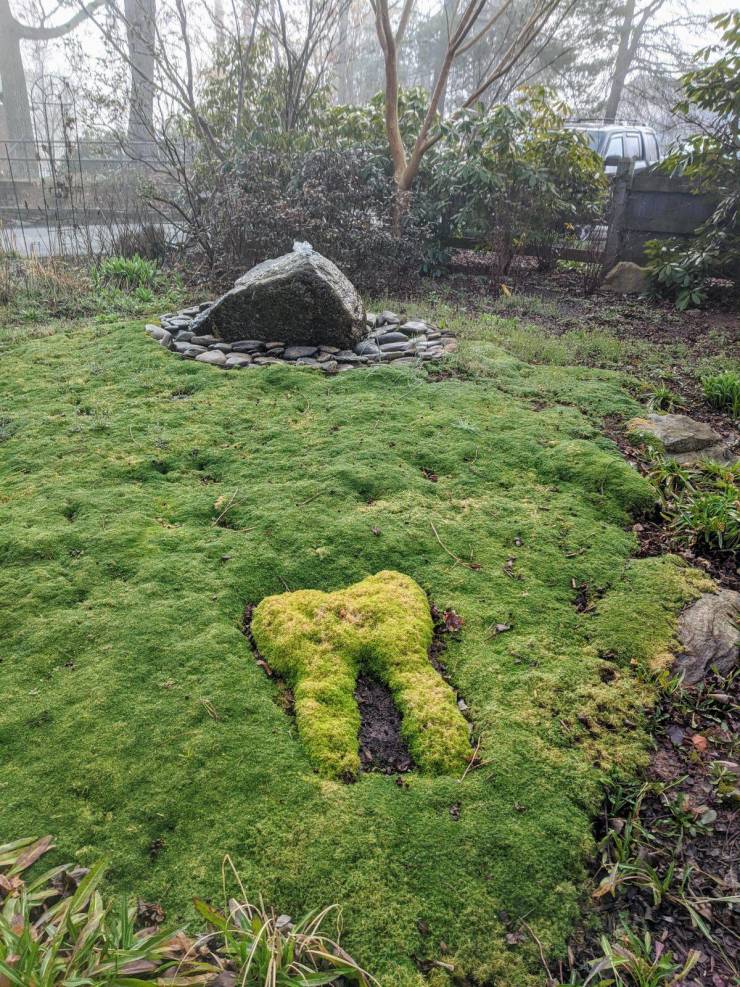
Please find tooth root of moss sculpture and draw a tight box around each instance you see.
[250,570,471,781]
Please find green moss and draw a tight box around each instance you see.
[590,556,713,675]
[540,440,657,517]
[0,310,705,985]
[252,570,471,779]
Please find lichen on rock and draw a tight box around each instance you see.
[250,570,471,780]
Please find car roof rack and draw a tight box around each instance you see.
[566,118,655,130]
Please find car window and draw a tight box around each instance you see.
[606,136,623,159]
[624,133,643,160]
[645,134,660,163]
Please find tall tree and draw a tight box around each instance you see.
[0,0,101,159]
[370,0,562,195]
[602,0,667,123]
[123,0,156,143]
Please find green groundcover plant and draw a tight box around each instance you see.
[0,307,711,985]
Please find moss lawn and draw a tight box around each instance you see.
[0,307,707,985]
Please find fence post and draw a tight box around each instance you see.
[602,158,634,272]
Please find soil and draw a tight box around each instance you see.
[560,669,739,987]
[355,674,413,774]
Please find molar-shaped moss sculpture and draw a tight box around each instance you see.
[251,570,471,780]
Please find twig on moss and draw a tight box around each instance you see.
[430,522,481,570]
[213,488,239,526]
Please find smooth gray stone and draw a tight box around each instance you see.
[379,341,412,353]
[231,340,265,353]
[377,310,401,326]
[284,345,318,360]
[355,340,381,356]
[190,335,219,347]
[181,345,207,358]
[336,351,365,363]
[295,357,321,367]
[175,330,194,343]
[209,342,233,353]
[224,354,253,369]
[401,320,432,335]
[195,350,227,366]
[376,331,409,344]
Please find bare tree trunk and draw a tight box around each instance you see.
[0,0,35,152]
[603,0,634,123]
[335,2,352,102]
[125,0,157,146]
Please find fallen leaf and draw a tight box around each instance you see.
[691,734,709,753]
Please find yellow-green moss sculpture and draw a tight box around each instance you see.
[251,570,471,780]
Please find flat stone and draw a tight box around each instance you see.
[295,357,320,367]
[181,345,207,358]
[377,310,401,326]
[157,330,173,349]
[391,357,419,366]
[379,341,412,353]
[175,330,194,343]
[336,351,365,363]
[355,340,381,357]
[173,341,195,354]
[209,342,233,353]
[224,354,253,369]
[190,334,219,347]
[146,324,169,340]
[401,320,433,335]
[264,341,285,349]
[189,247,365,348]
[164,316,192,330]
[319,345,340,354]
[627,413,724,456]
[284,345,318,360]
[179,306,201,317]
[195,350,227,366]
[231,340,265,353]
[376,331,409,345]
[674,590,739,685]
[321,360,339,373]
[253,356,283,365]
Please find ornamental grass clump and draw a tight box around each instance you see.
[0,836,207,986]
[251,570,471,780]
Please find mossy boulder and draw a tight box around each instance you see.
[251,570,471,780]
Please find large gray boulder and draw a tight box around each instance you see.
[674,590,739,685]
[191,247,366,349]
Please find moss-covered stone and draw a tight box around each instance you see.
[251,570,471,780]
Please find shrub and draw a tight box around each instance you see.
[94,254,160,290]
[430,87,607,272]
[702,370,740,417]
[650,13,740,308]
[183,147,431,293]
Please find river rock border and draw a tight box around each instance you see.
[145,306,457,372]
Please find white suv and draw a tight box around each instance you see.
[566,123,661,174]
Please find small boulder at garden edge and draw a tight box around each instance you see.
[674,589,739,685]
[190,243,366,350]
[627,412,736,465]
